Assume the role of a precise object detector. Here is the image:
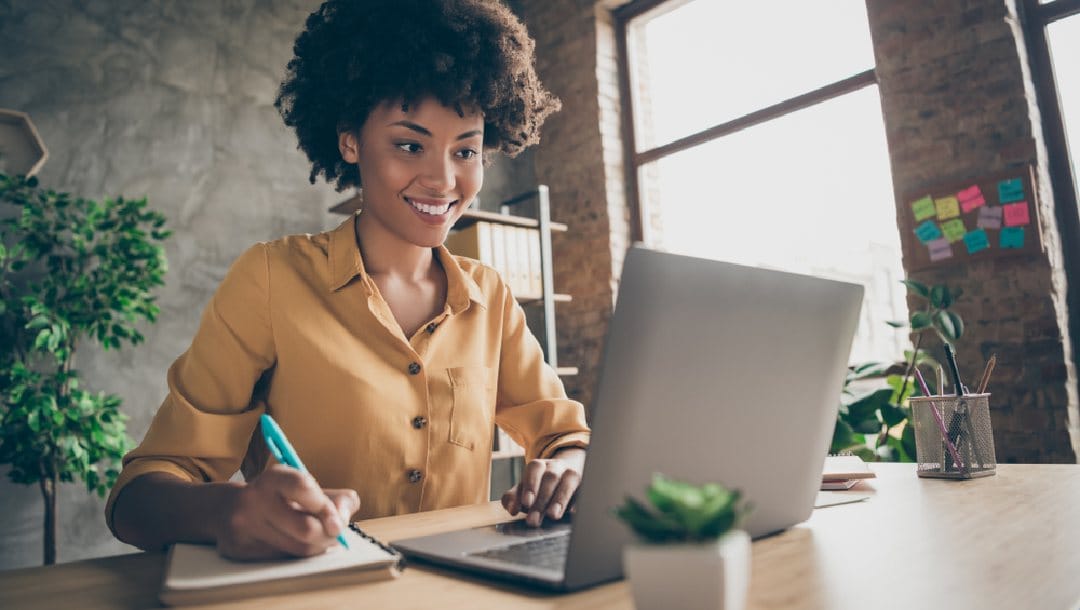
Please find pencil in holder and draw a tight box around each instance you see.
[909,393,996,479]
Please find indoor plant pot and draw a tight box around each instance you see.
[623,528,750,610]
[615,474,752,610]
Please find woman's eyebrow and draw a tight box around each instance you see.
[388,120,482,141]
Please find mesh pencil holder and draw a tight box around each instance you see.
[909,393,996,479]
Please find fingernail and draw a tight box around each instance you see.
[550,502,563,519]
[522,491,535,509]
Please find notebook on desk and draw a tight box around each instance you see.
[394,245,864,591]
[159,524,403,606]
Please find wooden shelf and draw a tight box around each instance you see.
[454,209,567,232]
[516,293,571,305]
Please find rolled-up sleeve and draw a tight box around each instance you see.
[105,244,276,533]
[493,282,590,462]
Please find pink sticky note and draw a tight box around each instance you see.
[957,185,982,202]
[958,187,986,213]
[1003,202,1030,227]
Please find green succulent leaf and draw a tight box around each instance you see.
[615,475,751,543]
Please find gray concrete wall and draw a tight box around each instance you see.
[0,0,532,569]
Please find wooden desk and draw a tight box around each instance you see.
[2,464,1078,609]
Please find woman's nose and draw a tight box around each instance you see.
[419,154,454,193]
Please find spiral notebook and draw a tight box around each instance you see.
[159,524,403,606]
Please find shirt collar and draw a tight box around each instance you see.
[327,214,486,312]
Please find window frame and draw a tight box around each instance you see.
[1021,0,1080,391]
[613,0,878,243]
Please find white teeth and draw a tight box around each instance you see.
[408,198,452,215]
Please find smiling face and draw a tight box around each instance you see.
[340,98,484,249]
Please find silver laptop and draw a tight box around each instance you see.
[393,245,863,591]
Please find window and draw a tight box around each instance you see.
[616,0,907,363]
[1024,0,1080,380]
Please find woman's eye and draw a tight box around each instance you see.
[396,142,422,154]
[457,149,479,160]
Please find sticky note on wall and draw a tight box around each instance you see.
[1003,202,1031,227]
[941,218,967,243]
[927,238,953,261]
[1000,226,1025,249]
[977,205,1003,230]
[963,228,990,254]
[911,196,936,221]
[998,178,1024,203]
[915,220,943,243]
[935,196,960,220]
[957,185,986,213]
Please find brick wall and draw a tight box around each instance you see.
[867,0,1078,462]
[516,0,633,413]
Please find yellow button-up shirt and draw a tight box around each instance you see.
[105,216,590,530]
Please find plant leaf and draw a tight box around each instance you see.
[901,279,929,299]
[933,309,961,341]
[929,285,951,308]
[910,311,933,331]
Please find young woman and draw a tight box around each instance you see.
[107,0,590,560]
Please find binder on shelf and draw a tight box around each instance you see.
[443,221,493,264]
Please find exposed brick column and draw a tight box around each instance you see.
[867,0,1078,462]
[516,0,632,414]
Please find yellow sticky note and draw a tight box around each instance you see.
[935,196,960,220]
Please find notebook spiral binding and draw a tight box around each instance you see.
[349,523,407,570]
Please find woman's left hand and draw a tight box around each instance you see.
[501,447,586,527]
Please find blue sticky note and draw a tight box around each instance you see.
[915,220,943,243]
[1000,226,1025,249]
[963,228,990,254]
[998,178,1024,203]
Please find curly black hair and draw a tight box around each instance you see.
[275,0,561,191]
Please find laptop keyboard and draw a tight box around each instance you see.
[468,533,570,572]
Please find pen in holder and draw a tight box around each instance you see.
[909,393,996,479]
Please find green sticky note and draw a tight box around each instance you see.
[1000,226,1025,248]
[963,228,989,254]
[941,218,967,243]
[915,220,943,243]
[911,196,936,221]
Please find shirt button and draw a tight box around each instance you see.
[412,416,427,429]
[408,362,422,375]
[408,469,423,483]
[426,323,437,334]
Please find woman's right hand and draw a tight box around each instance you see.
[215,464,361,560]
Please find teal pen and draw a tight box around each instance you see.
[260,414,350,550]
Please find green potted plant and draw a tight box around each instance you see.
[0,172,170,564]
[831,279,964,462]
[614,474,753,610]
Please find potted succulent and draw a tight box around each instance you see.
[614,474,753,610]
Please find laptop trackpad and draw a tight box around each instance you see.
[491,518,572,538]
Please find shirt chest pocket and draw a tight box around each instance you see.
[447,366,495,450]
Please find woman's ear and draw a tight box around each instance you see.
[339,131,360,164]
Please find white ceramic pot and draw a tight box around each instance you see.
[622,529,751,610]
